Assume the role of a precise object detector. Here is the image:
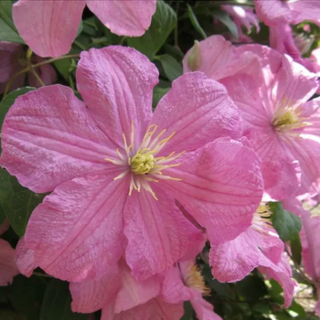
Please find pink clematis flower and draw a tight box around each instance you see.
[0,221,19,286]
[209,203,296,307]
[254,0,320,26]
[13,0,157,58]
[0,41,56,93]
[222,5,260,39]
[1,46,263,283]
[184,36,320,199]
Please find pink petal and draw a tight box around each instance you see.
[0,51,14,83]
[103,298,184,320]
[70,265,121,313]
[24,173,128,282]
[161,267,193,304]
[259,253,296,308]
[13,0,85,57]
[210,228,261,282]
[87,0,156,37]
[298,98,320,136]
[151,72,242,155]
[124,186,204,280]
[246,129,301,200]
[183,35,235,78]
[15,237,36,277]
[115,261,161,313]
[0,85,116,193]
[254,0,297,26]
[161,137,263,245]
[289,1,320,24]
[272,56,318,111]
[300,209,320,280]
[287,136,320,195]
[0,239,19,286]
[191,295,223,320]
[76,46,158,147]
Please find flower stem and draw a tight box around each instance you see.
[2,53,80,99]
[30,68,45,87]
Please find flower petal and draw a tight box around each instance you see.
[287,135,320,195]
[191,295,223,320]
[0,239,19,286]
[160,137,263,245]
[87,0,156,37]
[151,72,242,154]
[0,85,115,193]
[272,56,318,111]
[259,253,296,308]
[247,129,301,200]
[15,238,36,277]
[161,267,193,304]
[76,46,159,147]
[24,173,128,282]
[70,265,121,313]
[124,186,204,280]
[115,261,161,313]
[13,0,85,57]
[102,298,184,320]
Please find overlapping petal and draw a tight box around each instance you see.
[13,0,85,58]
[24,174,128,282]
[124,186,204,280]
[151,72,242,155]
[70,265,121,313]
[76,46,159,147]
[87,0,156,37]
[0,85,116,193]
[161,137,264,244]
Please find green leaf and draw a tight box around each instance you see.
[127,0,177,59]
[289,300,306,318]
[181,301,194,320]
[156,54,182,81]
[153,86,169,109]
[0,169,45,237]
[0,0,16,31]
[290,235,302,265]
[187,4,207,39]
[0,1,24,44]
[212,11,239,39]
[8,275,47,320]
[269,202,302,242]
[40,279,87,320]
[0,87,35,132]
[53,59,73,81]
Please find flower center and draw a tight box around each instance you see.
[182,263,210,296]
[130,152,155,175]
[252,203,273,233]
[105,122,185,200]
[272,107,310,133]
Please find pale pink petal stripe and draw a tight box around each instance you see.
[24,173,128,282]
[161,137,263,245]
[76,46,159,148]
[13,0,85,57]
[151,72,242,155]
[124,186,204,280]
[0,85,115,193]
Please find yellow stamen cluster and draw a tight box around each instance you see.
[272,105,310,133]
[183,263,210,296]
[105,122,185,200]
[252,203,273,233]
